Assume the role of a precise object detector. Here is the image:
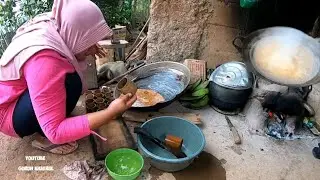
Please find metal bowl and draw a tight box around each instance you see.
[114,61,191,109]
[234,27,320,87]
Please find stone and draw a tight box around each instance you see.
[147,0,242,68]
[147,0,213,63]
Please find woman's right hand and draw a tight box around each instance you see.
[88,93,136,130]
[108,93,137,115]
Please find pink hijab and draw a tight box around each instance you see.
[0,0,112,92]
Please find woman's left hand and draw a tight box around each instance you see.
[95,44,107,58]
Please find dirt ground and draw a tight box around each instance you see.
[0,99,320,180]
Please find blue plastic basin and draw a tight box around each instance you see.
[137,116,206,172]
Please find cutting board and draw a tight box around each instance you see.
[123,120,143,143]
[90,119,136,160]
[122,111,202,125]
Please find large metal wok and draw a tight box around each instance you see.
[233,27,320,87]
[114,61,191,110]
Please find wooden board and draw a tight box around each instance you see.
[123,120,143,143]
[315,121,320,133]
[83,56,98,90]
[183,59,207,84]
[98,40,128,49]
[90,119,136,160]
[122,111,202,125]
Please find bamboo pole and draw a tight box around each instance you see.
[130,16,150,51]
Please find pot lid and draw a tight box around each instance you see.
[209,61,253,89]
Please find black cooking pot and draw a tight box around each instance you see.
[209,82,252,110]
[209,61,253,111]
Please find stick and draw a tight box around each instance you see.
[126,36,147,61]
[102,62,146,86]
[128,17,150,53]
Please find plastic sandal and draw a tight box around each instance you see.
[31,139,78,155]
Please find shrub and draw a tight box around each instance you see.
[0,0,51,56]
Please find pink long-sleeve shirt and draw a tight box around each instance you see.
[0,50,91,144]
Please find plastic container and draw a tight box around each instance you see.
[105,148,144,180]
[137,116,205,172]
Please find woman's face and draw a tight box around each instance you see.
[75,44,107,61]
[75,45,99,61]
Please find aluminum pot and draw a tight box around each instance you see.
[209,61,253,111]
[233,27,320,87]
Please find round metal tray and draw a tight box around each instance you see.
[114,61,191,108]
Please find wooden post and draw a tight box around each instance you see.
[84,56,98,90]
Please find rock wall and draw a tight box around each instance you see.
[147,0,212,63]
[147,0,242,67]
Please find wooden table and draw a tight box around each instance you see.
[98,40,129,61]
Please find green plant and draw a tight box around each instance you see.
[131,0,150,28]
[18,0,50,21]
[92,0,151,30]
[93,0,133,28]
[0,0,18,34]
[0,0,19,55]
[0,0,51,56]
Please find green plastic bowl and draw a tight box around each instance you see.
[105,148,144,180]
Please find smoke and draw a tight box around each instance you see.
[250,27,320,86]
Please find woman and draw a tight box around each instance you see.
[0,0,136,154]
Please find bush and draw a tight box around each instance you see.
[0,0,51,56]
[131,0,150,29]
[92,0,133,28]
[93,0,151,30]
